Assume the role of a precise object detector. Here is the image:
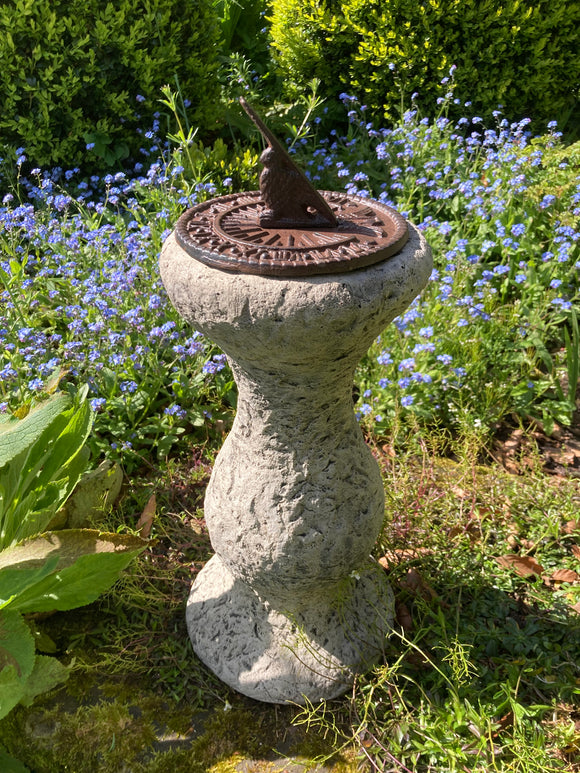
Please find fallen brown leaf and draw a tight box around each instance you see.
[448,522,480,541]
[572,545,580,559]
[357,730,373,749]
[398,568,438,600]
[563,520,580,535]
[495,554,544,578]
[493,711,515,737]
[136,493,156,538]
[571,601,580,615]
[506,534,519,549]
[450,485,470,500]
[395,602,413,632]
[403,649,431,668]
[378,548,433,569]
[550,568,580,584]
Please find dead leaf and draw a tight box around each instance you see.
[506,534,519,549]
[399,568,437,600]
[381,443,396,458]
[572,545,580,559]
[495,554,544,578]
[450,485,470,500]
[136,493,156,538]
[403,648,432,668]
[448,522,480,541]
[551,568,580,583]
[378,548,433,568]
[357,730,373,749]
[571,601,580,615]
[563,520,580,534]
[493,711,515,737]
[395,602,413,632]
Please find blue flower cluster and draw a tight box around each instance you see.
[0,137,235,464]
[302,86,578,431]
[1,85,578,453]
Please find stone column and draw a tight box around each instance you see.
[160,223,431,703]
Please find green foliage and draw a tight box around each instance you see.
[0,391,146,771]
[293,454,580,772]
[0,530,148,614]
[214,0,269,66]
[269,0,580,131]
[0,0,220,172]
[160,85,260,193]
[290,97,579,440]
[0,391,92,548]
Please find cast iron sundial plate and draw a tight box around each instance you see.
[174,98,409,277]
[175,191,409,277]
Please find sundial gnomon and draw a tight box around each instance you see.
[175,99,409,277]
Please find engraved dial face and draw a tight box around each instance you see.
[175,191,408,277]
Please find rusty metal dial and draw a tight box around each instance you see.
[174,98,408,277]
[175,190,408,277]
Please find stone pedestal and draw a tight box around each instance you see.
[160,223,432,703]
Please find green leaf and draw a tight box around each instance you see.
[0,530,147,613]
[18,654,70,707]
[23,399,92,496]
[0,557,59,608]
[0,608,35,720]
[0,395,93,548]
[0,393,71,467]
[0,748,30,773]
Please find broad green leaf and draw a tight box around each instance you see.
[0,558,59,608]
[30,400,93,489]
[0,530,147,613]
[15,402,91,504]
[0,529,146,571]
[0,393,71,467]
[0,608,35,720]
[0,396,93,548]
[0,748,30,773]
[62,459,123,529]
[18,654,70,707]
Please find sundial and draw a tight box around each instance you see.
[160,99,432,704]
[175,98,409,277]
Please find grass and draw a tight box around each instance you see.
[1,439,578,771]
[0,77,579,771]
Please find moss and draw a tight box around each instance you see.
[0,675,358,773]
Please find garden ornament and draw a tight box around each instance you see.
[160,100,432,703]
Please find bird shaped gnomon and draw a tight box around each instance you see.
[239,97,339,229]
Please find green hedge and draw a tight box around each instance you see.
[269,0,580,130]
[0,0,220,171]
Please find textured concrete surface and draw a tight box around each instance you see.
[160,223,432,703]
[187,554,394,704]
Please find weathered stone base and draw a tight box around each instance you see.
[186,555,394,704]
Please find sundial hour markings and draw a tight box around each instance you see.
[175,190,409,277]
[263,232,282,246]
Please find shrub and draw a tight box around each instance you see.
[0,0,220,172]
[269,0,580,132]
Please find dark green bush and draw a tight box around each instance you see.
[0,0,220,171]
[269,0,580,131]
